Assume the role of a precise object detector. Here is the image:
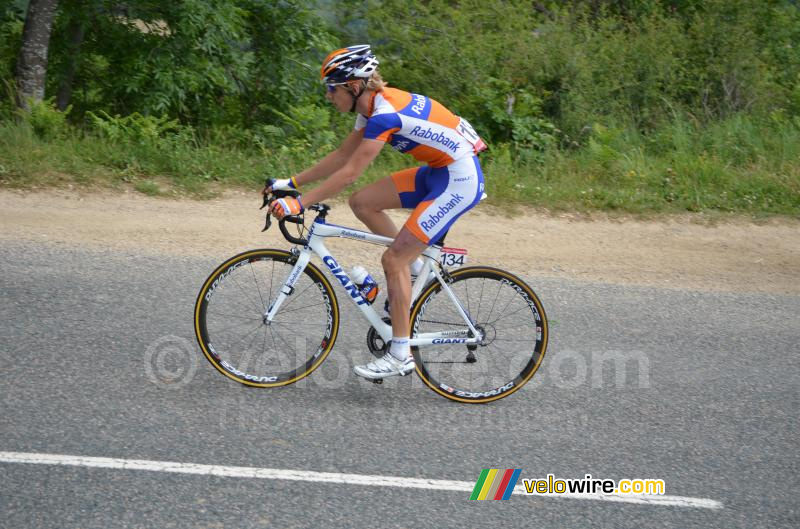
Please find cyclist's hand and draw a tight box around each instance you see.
[262,177,298,196]
[270,196,304,219]
[266,177,299,194]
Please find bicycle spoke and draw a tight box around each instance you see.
[488,301,530,325]
[268,259,275,305]
[464,279,471,323]
[267,319,279,353]
[224,324,264,354]
[278,279,317,312]
[410,269,546,401]
[272,301,328,315]
[250,262,266,310]
[484,279,505,326]
[259,325,268,363]
[488,283,516,326]
[228,272,264,313]
[475,277,486,323]
[207,310,262,321]
[208,317,264,338]
[269,324,298,356]
[243,325,263,355]
[212,286,263,320]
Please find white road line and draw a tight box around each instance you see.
[0,451,722,510]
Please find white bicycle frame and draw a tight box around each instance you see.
[262,217,483,347]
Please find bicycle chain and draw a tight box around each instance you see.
[417,318,470,327]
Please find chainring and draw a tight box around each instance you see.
[366,317,392,358]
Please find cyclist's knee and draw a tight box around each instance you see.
[381,247,397,271]
[381,246,407,274]
[349,190,373,215]
[383,234,423,273]
[347,191,361,211]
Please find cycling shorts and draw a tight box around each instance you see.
[391,155,485,245]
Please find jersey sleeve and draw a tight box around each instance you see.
[362,113,402,143]
[354,114,368,131]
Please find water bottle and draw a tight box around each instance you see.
[350,265,379,304]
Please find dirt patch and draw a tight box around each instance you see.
[2,189,798,294]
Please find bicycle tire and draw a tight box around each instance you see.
[409,266,547,403]
[194,249,339,387]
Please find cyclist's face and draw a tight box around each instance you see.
[326,83,353,112]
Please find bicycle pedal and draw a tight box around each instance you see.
[371,378,383,385]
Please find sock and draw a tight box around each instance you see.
[389,336,410,361]
[410,258,424,277]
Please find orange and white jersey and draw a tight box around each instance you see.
[355,87,487,168]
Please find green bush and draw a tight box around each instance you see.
[2,1,799,215]
[17,97,72,140]
[87,110,190,147]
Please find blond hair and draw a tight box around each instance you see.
[347,70,387,93]
[366,70,387,91]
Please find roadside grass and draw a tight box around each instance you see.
[484,114,800,216]
[1,113,798,217]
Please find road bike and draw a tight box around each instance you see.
[193,181,548,403]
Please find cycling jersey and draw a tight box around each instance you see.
[355,87,486,168]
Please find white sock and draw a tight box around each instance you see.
[410,258,424,277]
[389,336,410,361]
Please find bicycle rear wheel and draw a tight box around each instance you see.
[410,266,547,403]
[194,249,339,387]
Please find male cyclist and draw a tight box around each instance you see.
[266,44,486,380]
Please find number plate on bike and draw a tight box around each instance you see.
[439,247,468,267]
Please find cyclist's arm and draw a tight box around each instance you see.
[293,128,364,187]
[299,138,383,206]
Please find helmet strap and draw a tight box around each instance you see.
[347,81,365,113]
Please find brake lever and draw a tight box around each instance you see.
[261,193,273,232]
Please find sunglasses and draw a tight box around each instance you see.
[326,82,349,93]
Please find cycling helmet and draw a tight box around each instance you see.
[320,44,379,84]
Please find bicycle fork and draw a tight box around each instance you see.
[262,248,311,324]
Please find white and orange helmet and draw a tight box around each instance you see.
[320,44,379,84]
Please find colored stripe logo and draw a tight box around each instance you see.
[470,469,522,500]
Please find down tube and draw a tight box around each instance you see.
[308,237,392,340]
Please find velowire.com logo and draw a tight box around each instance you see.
[469,469,522,500]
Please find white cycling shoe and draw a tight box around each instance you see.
[354,353,415,380]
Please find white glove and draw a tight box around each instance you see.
[270,177,299,191]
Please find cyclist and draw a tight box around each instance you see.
[266,44,487,380]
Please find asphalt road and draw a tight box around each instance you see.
[1,240,798,528]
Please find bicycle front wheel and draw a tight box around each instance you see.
[410,266,548,403]
[194,249,339,387]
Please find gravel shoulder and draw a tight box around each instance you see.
[2,189,798,294]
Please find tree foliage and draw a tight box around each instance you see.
[1,0,798,152]
[2,0,336,127]
[365,0,799,147]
